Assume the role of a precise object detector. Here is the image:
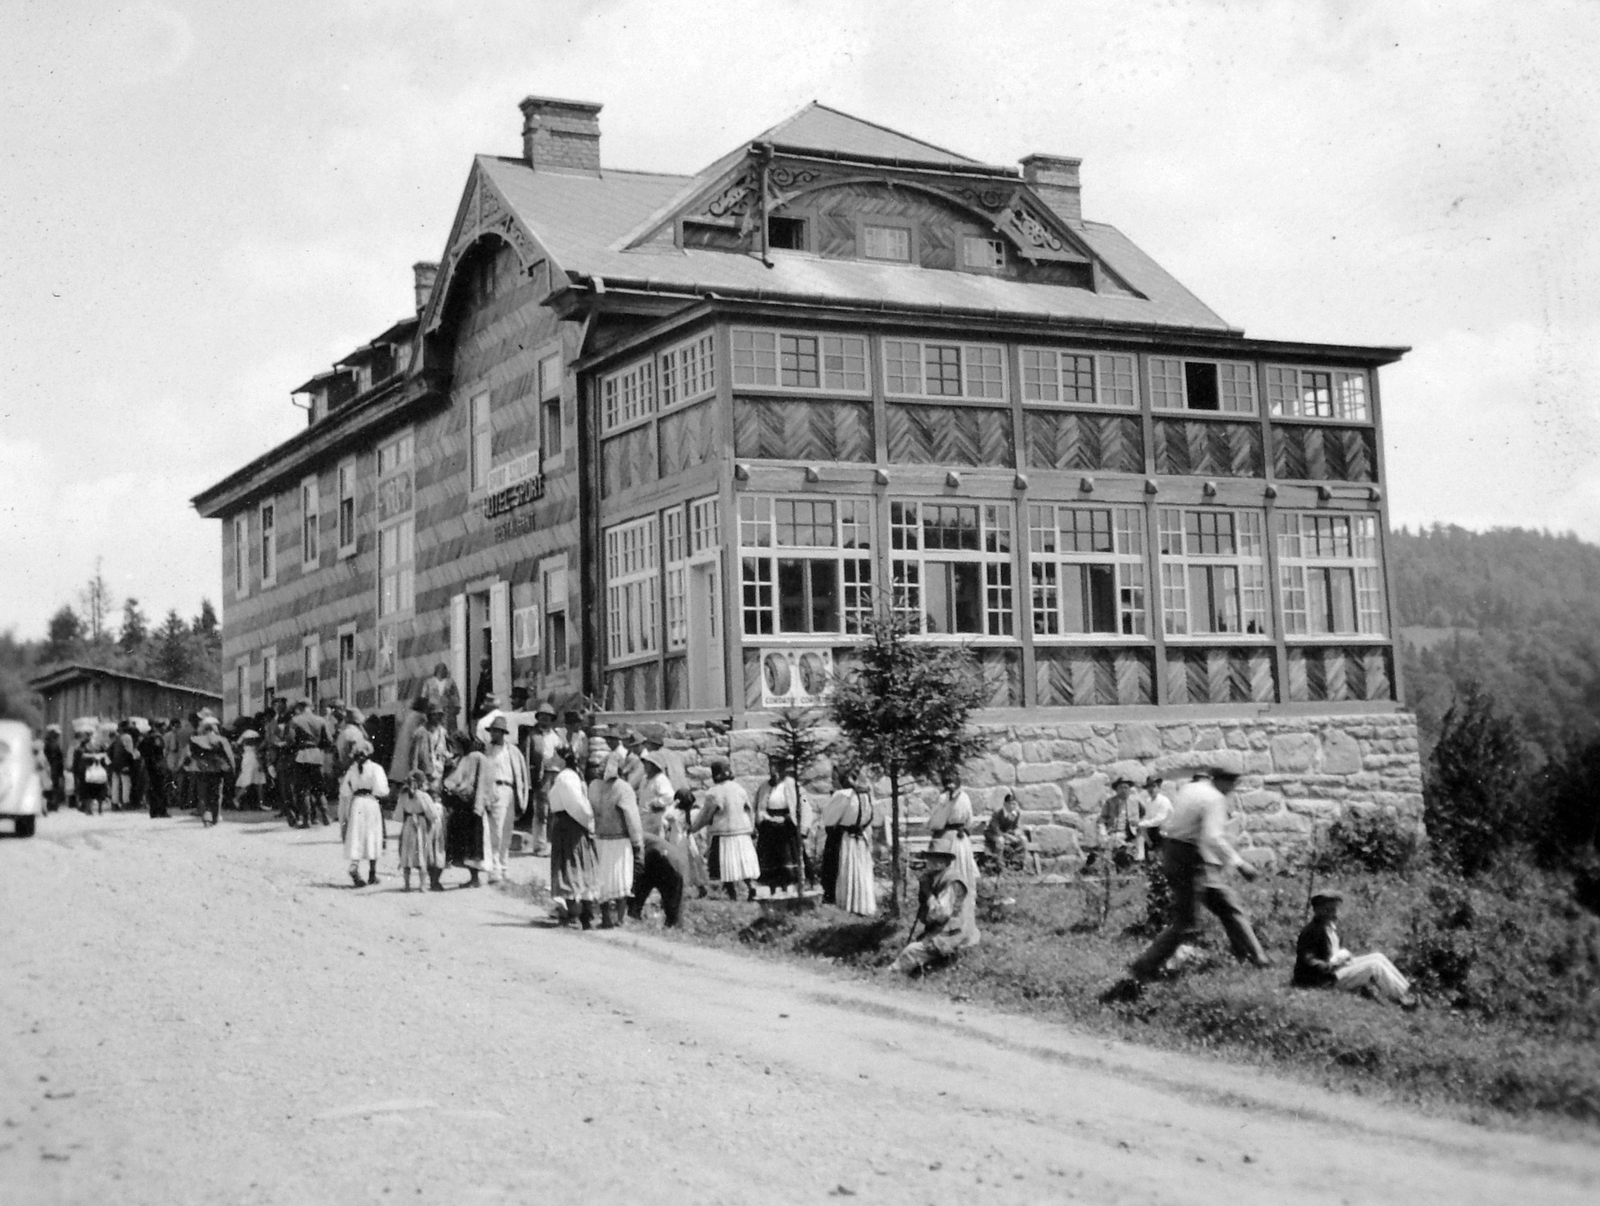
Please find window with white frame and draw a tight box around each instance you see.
[375,626,396,703]
[600,357,655,434]
[543,558,569,674]
[337,629,356,705]
[863,223,912,262]
[376,431,414,621]
[538,351,563,465]
[730,329,869,394]
[962,236,1006,271]
[1149,357,1257,414]
[657,333,717,409]
[738,496,873,637]
[301,474,320,569]
[1265,366,1370,421]
[1019,349,1138,407]
[469,389,492,492]
[665,506,688,651]
[889,501,1015,637]
[260,499,277,586]
[262,651,277,710]
[337,458,357,555]
[233,514,248,597]
[1277,512,1385,636]
[512,595,540,660]
[1157,508,1270,637]
[605,516,659,662]
[882,339,1006,401]
[303,638,321,711]
[690,495,721,556]
[1029,505,1147,637]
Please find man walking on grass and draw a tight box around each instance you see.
[1108,752,1272,998]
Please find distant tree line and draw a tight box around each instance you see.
[0,559,223,724]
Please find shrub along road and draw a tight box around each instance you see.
[2,811,1597,1205]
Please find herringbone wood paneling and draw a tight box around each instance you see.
[1271,424,1378,482]
[1023,411,1144,473]
[602,425,658,498]
[1286,646,1395,702]
[1152,420,1264,478]
[658,400,717,479]
[886,404,1014,467]
[1164,647,1276,704]
[733,398,873,462]
[978,649,1021,707]
[1034,647,1154,706]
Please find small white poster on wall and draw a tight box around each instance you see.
[760,648,834,709]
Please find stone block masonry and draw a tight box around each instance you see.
[623,712,1423,866]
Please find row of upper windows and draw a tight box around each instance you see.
[600,497,1385,657]
[599,327,1374,434]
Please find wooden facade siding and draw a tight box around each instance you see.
[601,425,658,498]
[664,656,689,711]
[742,649,763,712]
[1034,647,1155,707]
[1287,645,1394,702]
[1151,419,1264,478]
[733,397,875,463]
[1163,646,1276,705]
[658,399,719,478]
[976,648,1022,707]
[1271,423,1378,483]
[886,403,1015,467]
[1022,411,1144,474]
[802,183,983,273]
[604,661,660,712]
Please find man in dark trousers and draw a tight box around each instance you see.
[287,698,333,828]
[629,833,689,927]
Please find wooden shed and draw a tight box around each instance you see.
[27,664,223,730]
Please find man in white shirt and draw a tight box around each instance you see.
[1126,752,1271,983]
[481,716,529,883]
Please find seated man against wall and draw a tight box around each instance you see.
[983,791,1029,870]
[1294,889,1418,1008]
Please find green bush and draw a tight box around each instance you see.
[1425,683,1527,876]
[1314,811,1420,874]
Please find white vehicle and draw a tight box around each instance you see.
[0,720,46,837]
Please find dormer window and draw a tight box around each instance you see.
[767,216,807,251]
[862,223,912,263]
[963,236,1006,271]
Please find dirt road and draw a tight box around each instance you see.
[2,809,1596,1205]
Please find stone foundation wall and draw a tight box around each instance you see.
[636,711,1423,870]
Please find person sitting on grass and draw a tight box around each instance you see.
[890,836,979,976]
[984,790,1028,871]
[1294,889,1418,1009]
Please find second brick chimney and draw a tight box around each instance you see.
[1020,153,1083,222]
[519,95,603,175]
[412,261,438,314]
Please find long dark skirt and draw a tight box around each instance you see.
[755,817,800,889]
[445,804,484,867]
[820,826,844,903]
[549,811,599,901]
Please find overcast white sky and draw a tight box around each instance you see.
[2,0,1597,640]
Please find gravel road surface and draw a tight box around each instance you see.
[3,809,1597,1205]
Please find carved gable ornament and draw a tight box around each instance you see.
[426,171,546,334]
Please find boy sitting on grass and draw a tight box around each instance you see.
[1294,889,1418,1009]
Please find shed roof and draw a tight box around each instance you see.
[27,663,223,701]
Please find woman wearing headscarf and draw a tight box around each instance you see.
[546,745,599,928]
[828,765,878,916]
[691,759,761,901]
[589,749,643,928]
[928,768,979,892]
[396,770,443,893]
[339,738,388,887]
[755,760,803,897]
[189,717,236,826]
[440,731,487,887]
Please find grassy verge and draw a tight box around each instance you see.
[649,867,1600,1130]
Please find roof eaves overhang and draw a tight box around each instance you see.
[759,142,1020,181]
[564,275,1407,373]
[190,370,447,519]
[27,663,225,699]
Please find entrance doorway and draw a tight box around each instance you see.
[686,560,726,709]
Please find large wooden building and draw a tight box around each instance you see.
[195,98,1406,737]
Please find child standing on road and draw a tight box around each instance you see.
[396,771,442,893]
[338,740,389,888]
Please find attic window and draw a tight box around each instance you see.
[963,236,1006,271]
[767,216,806,251]
[863,224,912,263]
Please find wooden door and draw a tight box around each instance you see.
[687,561,726,709]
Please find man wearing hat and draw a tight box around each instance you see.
[1084,775,1139,874]
[1295,889,1417,1007]
[480,715,530,882]
[523,701,564,857]
[1125,751,1272,984]
[890,834,980,975]
[288,697,333,829]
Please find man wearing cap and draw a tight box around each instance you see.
[690,759,761,900]
[891,835,979,975]
[562,710,589,773]
[339,737,389,887]
[480,715,530,882]
[1126,752,1272,984]
[1295,890,1417,1007]
[288,698,333,828]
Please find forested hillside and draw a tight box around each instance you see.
[1392,525,1600,759]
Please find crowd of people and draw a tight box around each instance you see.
[30,700,1412,1008]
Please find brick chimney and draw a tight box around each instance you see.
[412,261,438,314]
[1020,154,1082,221]
[519,95,603,175]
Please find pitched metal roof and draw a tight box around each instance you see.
[753,102,988,169]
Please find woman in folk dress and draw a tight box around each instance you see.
[691,759,761,901]
[831,766,878,916]
[589,751,643,928]
[928,768,979,892]
[339,739,389,888]
[396,770,443,892]
[546,746,600,928]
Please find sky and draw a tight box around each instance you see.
[2,0,1597,640]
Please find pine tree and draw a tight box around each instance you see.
[154,610,193,684]
[44,606,84,666]
[119,597,149,657]
[78,558,116,646]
